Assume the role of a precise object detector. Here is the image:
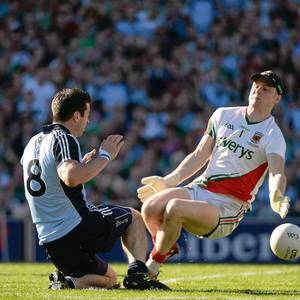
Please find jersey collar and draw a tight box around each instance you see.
[42,123,71,134]
[244,114,262,125]
[244,108,272,125]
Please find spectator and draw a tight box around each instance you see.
[0,0,300,219]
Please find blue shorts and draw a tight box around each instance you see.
[44,205,132,277]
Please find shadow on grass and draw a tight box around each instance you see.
[171,288,300,296]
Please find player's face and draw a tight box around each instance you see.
[75,103,90,137]
[248,80,280,110]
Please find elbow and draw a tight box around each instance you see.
[64,179,78,187]
[63,174,81,187]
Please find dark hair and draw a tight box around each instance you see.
[51,88,91,122]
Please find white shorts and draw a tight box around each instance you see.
[184,183,250,239]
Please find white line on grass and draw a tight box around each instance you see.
[163,269,284,284]
[54,297,210,300]
[40,294,212,300]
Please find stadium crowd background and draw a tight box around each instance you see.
[0,0,300,220]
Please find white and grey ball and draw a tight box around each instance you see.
[270,223,300,260]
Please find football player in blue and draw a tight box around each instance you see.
[21,88,169,290]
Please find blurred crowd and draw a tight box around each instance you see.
[0,0,300,219]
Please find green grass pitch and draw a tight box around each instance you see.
[1,263,300,300]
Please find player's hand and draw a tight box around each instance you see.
[100,135,124,160]
[270,190,290,219]
[137,176,169,202]
[82,149,97,163]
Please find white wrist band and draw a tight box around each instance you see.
[98,148,111,161]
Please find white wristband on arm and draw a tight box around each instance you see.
[98,148,111,161]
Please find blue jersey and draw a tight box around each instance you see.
[21,124,89,245]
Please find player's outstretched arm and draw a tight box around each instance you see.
[267,153,290,219]
[58,135,124,187]
[138,134,215,202]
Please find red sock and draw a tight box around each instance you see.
[151,233,177,262]
[150,248,167,263]
[152,235,156,244]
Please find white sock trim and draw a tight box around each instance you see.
[146,258,160,275]
[65,276,76,288]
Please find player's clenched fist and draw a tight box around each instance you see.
[100,135,124,160]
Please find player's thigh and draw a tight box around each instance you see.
[142,187,191,217]
[84,205,133,252]
[44,237,108,277]
[167,199,220,237]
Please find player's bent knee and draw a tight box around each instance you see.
[132,207,153,225]
[141,200,157,217]
[164,199,182,221]
[130,207,142,220]
[129,208,147,229]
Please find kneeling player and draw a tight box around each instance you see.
[21,88,169,290]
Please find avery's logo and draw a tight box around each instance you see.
[250,132,263,144]
[216,136,254,159]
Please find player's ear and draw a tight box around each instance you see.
[73,111,80,122]
[275,94,282,104]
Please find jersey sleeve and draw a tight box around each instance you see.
[205,108,222,139]
[264,127,286,159]
[53,133,80,166]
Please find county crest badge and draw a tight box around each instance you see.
[251,131,263,144]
